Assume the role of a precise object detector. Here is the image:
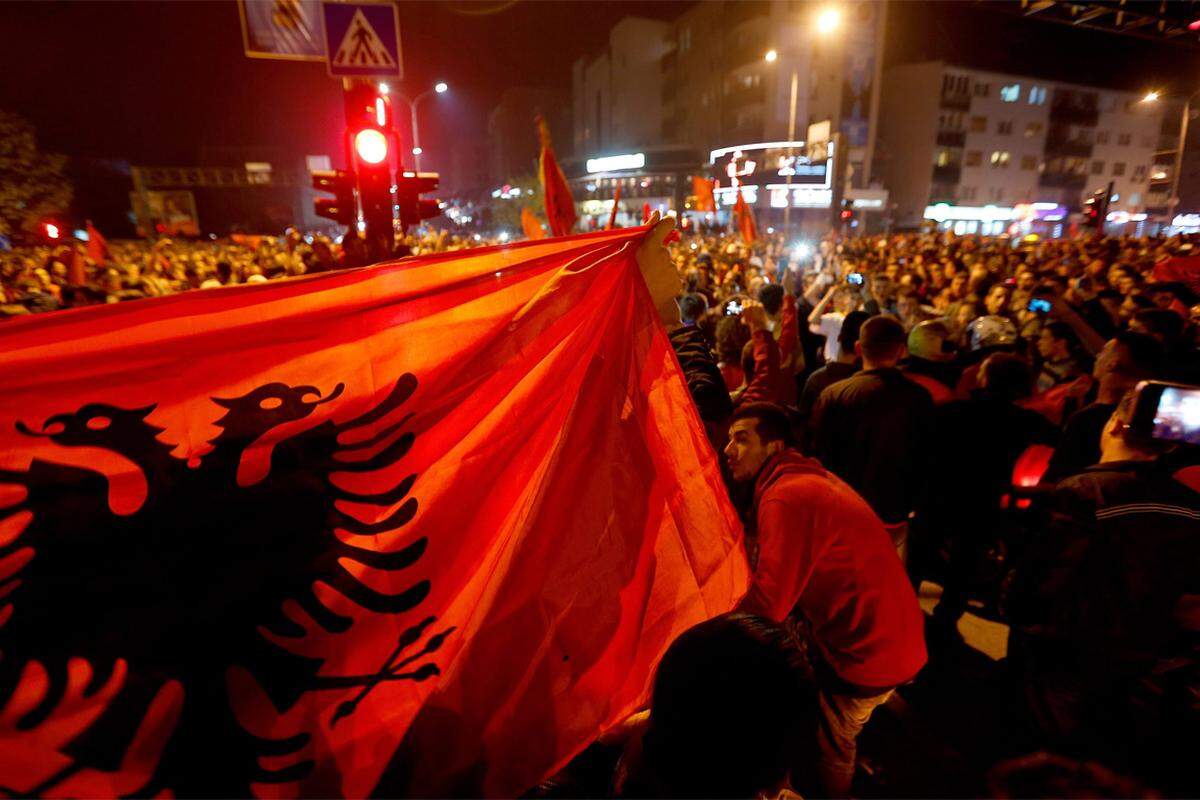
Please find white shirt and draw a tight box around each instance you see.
[815,311,846,362]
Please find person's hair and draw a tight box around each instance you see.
[729,402,795,447]
[1041,321,1074,345]
[981,352,1033,401]
[1132,308,1185,342]
[858,315,907,362]
[1111,331,1164,380]
[637,613,818,799]
[216,260,233,283]
[1113,389,1173,455]
[715,315,749,364]
[757,282,785,315]
[838,309,871,353]
[677,293,707,324]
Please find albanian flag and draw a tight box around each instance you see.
[692,176,716,212]
[520,206,546,240]
[537,115,577,237]
[734,187,757,244]
[86,220,110,265]
[0,228,748,798]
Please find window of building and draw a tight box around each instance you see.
[1000,84,1021,102]
[1096,131,1109,145]
[965,150,982,167]
[1025,122,1043,138]
[1113,162,1126,176]
[997,120,1013,135]
[1091,160,1105,175]
[1133,165,1146,182]
[974,82,990,97]
[1118,133,1131,146]
[1028,86,1047,105]
[970,115,987,132]
[990,150,1010,167]
[1130,192,1142,205]
[1020,155,1037,170]
[990,186,1005,200]
[960,185,977,200]
[939,112,964,130]
[934,148,959,167]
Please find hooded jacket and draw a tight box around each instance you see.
[740,450,928,691]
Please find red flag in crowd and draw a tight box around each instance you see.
[606,184,622,230]
[521,206,546,240]
[642,202,652,224]
[537,115,577,237]
[86,220,110,265]
[692,176,716,212]
[734,187,757,244]
[67,248,87,285]
[1155,254,1200,297]
[0,228,748,798]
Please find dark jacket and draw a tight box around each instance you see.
[1010,459,1200,684]
[668,326,732,427]
[1041,401,1115,485]
[798,361,858,419]
[809,367,935,524]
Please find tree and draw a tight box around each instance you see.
[0,111,73,239]
[488,174,543,232]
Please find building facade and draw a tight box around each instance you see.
[879,61,1165,234]
[486,87,571,188]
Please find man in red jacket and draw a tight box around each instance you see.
[724,402,927,797]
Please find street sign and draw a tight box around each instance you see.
[322,1,402,78]
[239,0,325,61]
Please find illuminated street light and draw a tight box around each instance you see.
[1142,91,1160,103]
[45,222,60,240]
[764,49,778,63]
[396,81,450,171]
[378,82,390,95]
[816,6,841,34]
[434,81,449,94]
[412,146,423,156]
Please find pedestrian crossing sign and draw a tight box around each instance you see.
[322,1,402,77]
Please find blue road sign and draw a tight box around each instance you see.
[322,2,402,78]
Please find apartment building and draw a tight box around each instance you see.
[879,61,1165,233]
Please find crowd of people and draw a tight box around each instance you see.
[601,221,1200,798]
[0,228,485,316]
[5,217,1200,796]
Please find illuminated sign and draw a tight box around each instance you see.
[1172,213,1200,228]
[586,153,645,173]
[924,204,1016,223]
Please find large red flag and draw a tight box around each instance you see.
[734,187,758,244]
[537,115,577,237]
[0,229,747,798]
[86,220,110,265]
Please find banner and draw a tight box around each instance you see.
[0,229,748,797]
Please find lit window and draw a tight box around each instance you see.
[990,151,1010,167]
[1025,122,1043,137]
[1000,84,1021,102]
[1028,86,1047,105]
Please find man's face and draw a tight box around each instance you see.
[985,285,1010,316]
[1037,328,1065,360]
[833,289,855,315]
[1017,270,1036,292]
[724,418,780,482]
[897,295,918,319]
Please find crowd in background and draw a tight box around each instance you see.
[0,228,484,316]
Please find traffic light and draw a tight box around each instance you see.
[839,198,854,222]
[396,171,442,231]
[344,81,397,260]
[311,169,356,226]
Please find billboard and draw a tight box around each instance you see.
[131,191,201,238]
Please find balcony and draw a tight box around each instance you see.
[1038,171,1088,190]
[936,130,966,148]
[932,164,962,184]
[1043,137,1093,159]
[940,90,971,111]
[1049,91,1099,127]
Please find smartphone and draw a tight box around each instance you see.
[725,299,744,316]
[1127,382,1200,446]
[1027,297,1052,314]
[847,272,865,286]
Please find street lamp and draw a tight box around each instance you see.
[392,80,449,172]
[764,10,841,240]
[1141,88,1198,226]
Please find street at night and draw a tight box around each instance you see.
[1,1,1199,797]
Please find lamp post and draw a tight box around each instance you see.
[765,6,841,241]
[389,80,448,173]
[1141,89,1198,227]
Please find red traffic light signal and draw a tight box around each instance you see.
[44,222,61,240]
[354,128,389,165]
[397,171,442,231]
[311,169,356,226]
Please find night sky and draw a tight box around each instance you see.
[2,0,1198,228]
